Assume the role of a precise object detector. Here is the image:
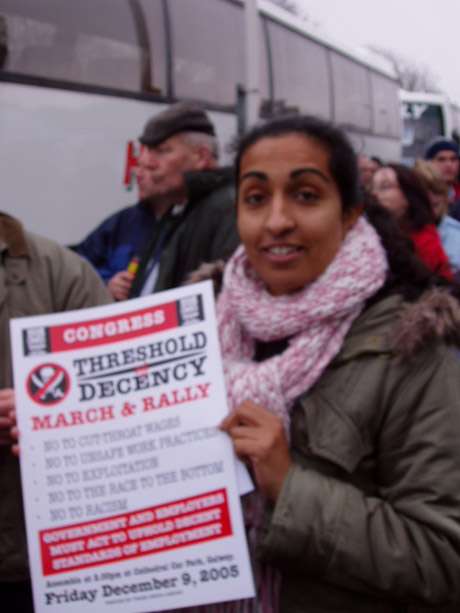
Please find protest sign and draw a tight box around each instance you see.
[10,281,255,612]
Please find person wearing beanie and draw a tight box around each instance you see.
[424,137,460,215]
[74,102,238,300]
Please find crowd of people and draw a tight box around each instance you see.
[3,104,460,612]
[359,137,460,281]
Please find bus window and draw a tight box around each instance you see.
[451,105,460,142]
[0,15,7,68]
[330,51,372,130]
[138,0,167,95]
[0,0,148,92]
[168,0,245,107]
[265,19,330,118]
[401,101,445,161]
[370,73,401,138]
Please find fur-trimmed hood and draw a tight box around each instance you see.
[185,259,226,293]
[392,288,460,357]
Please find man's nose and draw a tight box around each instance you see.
[138,152,160,171]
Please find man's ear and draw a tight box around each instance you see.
[193,145,214,170]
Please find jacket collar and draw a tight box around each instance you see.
[184,167,233,203]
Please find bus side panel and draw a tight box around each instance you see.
[347,131,401,163]
[1,82,236,245]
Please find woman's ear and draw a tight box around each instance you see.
[343,205,363,233]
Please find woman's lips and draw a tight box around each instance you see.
[260,244,303,263]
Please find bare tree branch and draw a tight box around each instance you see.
[368,45,440,92]
[267,0,313,23]
[268,0,300,15]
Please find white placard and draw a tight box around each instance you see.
[10,281,255,612]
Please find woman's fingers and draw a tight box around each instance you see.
[221,400,277,430]
[0,388,15,414]
[11,425,20,457]
[0,390,15,447]
[221,401,291,502]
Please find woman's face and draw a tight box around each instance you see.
[237,133,359,296]
[372,167,409,220]
[428,190,449,222]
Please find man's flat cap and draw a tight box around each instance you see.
[139,102,215,147]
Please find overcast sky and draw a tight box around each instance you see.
[297,0,460,104]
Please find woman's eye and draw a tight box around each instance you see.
[295,190,318,203]
[244,192,265,205]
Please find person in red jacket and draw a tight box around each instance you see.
[372,163,452,279]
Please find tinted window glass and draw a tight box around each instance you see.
[168,0,246,106]
[452,106,460,137]
[330,51,371,130]
[0,0,147,91]
[371,73,401,138]
[266,19,330,118]
[139,0,167,95]
[402,102,443,161]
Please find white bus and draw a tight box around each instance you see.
[0,0,402,244]
[400,89,460,165]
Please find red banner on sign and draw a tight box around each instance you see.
[48,302,179,353]
[40,489,232,575]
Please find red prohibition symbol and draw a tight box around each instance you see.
[26,363,70,406]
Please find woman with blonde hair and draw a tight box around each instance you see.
[414,159,460,274]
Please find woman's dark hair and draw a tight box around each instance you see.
[234,115,458,300]
[385,163,435,230]
[363,192,457,300]
[371,155,383,167]
[235,115,360,213]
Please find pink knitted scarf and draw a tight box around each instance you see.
[217,215,388,432]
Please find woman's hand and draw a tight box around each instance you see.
[0,388,18,455]
[10,413,19,457]
[220,401,291,502]
[0,388,15,445]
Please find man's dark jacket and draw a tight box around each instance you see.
[130,167,239,296]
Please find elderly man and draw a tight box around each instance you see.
[75,103,239,300]
[0,212,111,611]
[128,107,238,298]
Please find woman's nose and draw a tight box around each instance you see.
[265,195,295,235]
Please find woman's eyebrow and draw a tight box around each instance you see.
[239,171,268,183]
[291,167,330,183]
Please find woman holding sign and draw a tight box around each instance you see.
[218,115,460,612]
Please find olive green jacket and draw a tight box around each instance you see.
[261,292,460,612]
[0,213,111,581]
